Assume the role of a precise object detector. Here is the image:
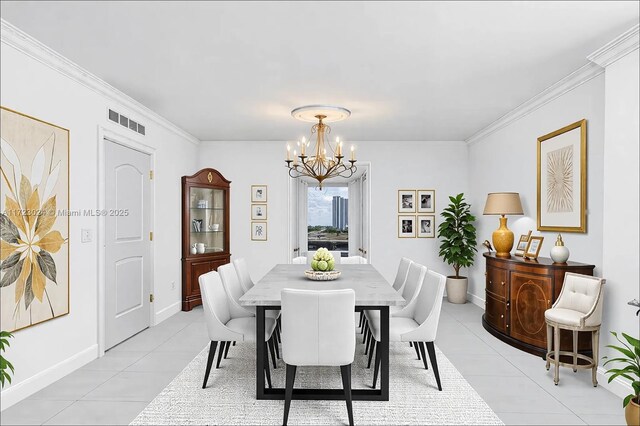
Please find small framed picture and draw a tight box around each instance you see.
[398,215,416,238]
[514,230,533,257]
[251,185,268,203]
[417,215,435,238]
[398,190,416,213]
[524,236,544,260]
[251,222,268,241]
[251,204,267,220]
[417,189,435,213]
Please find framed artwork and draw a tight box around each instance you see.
[251,185,267,203]
[514,230,532,257]
[0,107,69,333]
[524,236,544,260]
[251,222,268,241]
[417,189,435,213]
[398,190,416,213]
[398,215,416,238]
[417,215,435,238]
[251,204,267,220]
[537,119,587,233]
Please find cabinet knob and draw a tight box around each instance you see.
[501,281,505,286]
[489,280,492,284]
[506,324,509,328]
[500,314,504,319]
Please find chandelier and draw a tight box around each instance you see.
[285,105,357,189]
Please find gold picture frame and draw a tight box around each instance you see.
[251,204,267,220]
[251,222,268,241]
[514,230,532,257]
[524,236,544,260]
[417,215,435,238]
[398,190,416,213]
[251,185,267,203]
[0,106,70,332]
[417,189,435,213]
[537,119,587,233]
[398,215,416,238]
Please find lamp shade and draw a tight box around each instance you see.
[483,192,524,215]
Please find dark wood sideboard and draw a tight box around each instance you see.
[482,252,595,357]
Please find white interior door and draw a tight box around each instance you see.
[105,139,151,349]
[361,170,371,261]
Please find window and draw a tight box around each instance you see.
[307,186,348,256]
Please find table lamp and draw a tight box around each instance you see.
[483,192,524,258]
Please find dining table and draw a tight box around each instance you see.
[239,263,405,401]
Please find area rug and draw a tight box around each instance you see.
[131,341,503,425]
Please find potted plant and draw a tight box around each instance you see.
[437,193,477,304]
[0,331,14,388]
[603,331,640,425]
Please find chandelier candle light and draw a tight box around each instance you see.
[285,105,357,189]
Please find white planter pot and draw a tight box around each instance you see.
[446,277,468,304]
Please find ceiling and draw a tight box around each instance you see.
[1,1,638,141]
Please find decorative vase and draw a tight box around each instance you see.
[446,277,468,304]
[190,244,197,255]
[625,398,640,426]
[550,234,570,264]
[492,216,514,258]
[196,243,205,254]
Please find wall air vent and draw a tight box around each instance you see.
[108,109,146,136]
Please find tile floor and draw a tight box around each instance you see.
[1,302,625,425]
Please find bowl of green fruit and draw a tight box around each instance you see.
[305,248,341,281]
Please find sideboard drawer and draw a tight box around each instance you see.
[485,292,507,333]
[486,267,507,299]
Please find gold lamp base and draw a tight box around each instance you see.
[492,216,514,258]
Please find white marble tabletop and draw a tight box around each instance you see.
[239,264,405,307]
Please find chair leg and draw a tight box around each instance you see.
[418,342,429,370]
[572,330,578,372]
[274,334,281,359]
[340,364,354,426]
[372,341,381,388]
[268,336,278,369]
[233,341,236,346]
[216,341,226,368]
[361,318,368,336]
[264,342,272,389]
[283,364,297,426]
[414,341,421,360]
[367,340,376,368]
[358,311,364,328]
[592,328,600,387]
[554,325,560,385]
[224,341,231,359]
[546,323,552,371]
[409,341,413,347]
[276,325,281,344]
[425,342,442,391]
[364,328,371,353]
[202,341,218,389]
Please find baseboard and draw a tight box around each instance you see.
[154,301,181,325]
[0,344,98,410]
[596,366,633,400]
[467,292,485,309]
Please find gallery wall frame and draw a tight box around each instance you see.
[417,189,436,213]
[398,190,416,213]
[537,119,587,233]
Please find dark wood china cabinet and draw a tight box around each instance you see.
[181,169,231,311]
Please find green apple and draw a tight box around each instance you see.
[311,260,319,271]
[318,260,328,271]
[327,260,335,271]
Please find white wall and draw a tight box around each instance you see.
[198,140,469,284]
[601,49,640,380]
[0,35,198,407]
[467,75,606,303]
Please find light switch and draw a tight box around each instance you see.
[81,229,92,243]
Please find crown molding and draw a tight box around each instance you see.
[1,19,200,145]
[465,62,604,145]
[588,24,640,68]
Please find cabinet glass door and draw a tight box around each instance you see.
[189,187,225,254]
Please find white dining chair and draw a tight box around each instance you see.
[199,271,277,389]
[292,256,307,264]
[218,263,280,368]
[359,257,412,334]
[281,288,356,426]
[367,269,447,390]
[342,256,368,264]
[363,262,427,362]
[306,251,342,264]
[233,258,255,292]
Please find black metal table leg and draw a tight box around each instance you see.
[256,306,265,399]
[380,306,389,401]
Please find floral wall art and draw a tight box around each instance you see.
[0,107,69,332]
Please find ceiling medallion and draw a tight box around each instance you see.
[285,105,357,189]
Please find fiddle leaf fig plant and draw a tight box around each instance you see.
[603,331,640,407]
[437,193,477,278]
[0,331,14,388]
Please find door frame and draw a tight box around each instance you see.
[97,126,156,356]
